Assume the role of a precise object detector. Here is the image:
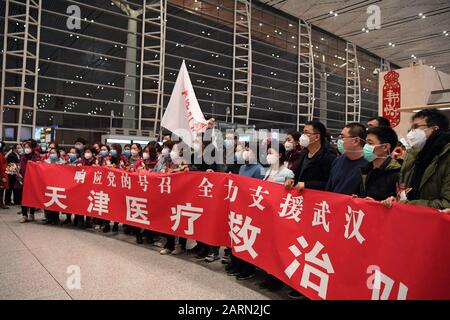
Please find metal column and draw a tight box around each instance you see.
[231,0,252,125]
[1,0,41,143]
[345,41,361,123]
[138,0,166,135]
[297,19,315,131]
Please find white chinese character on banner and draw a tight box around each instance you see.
[159,177,171,194]
[278,193,303,222]
[384,90,399,111]
[198,178,213,198]
[126,196,149,225]
[44,186,68,210]
[138,175,148,192]
[344,206,366,244]
[170,203,203,235]
[249,186,269,211]
[87,190,110,216]
[93,171,103,185]
[107,172,116,187]
[121,173,131,190]
[224,179,238,202]
[369,268,408,300]
[284,236,335,299]
[312,201,331,232]
[229,211,261,259]
[74,170,86,184]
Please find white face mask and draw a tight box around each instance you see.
[84,153,93,160]
[17,148,24,155]
[131,149,139,156]
[161,148,169,156]
[142,152,150,160]
[299,134,311,148]
[284,141,294,151]
[24,148,32,154]
[406,129,427,150]
[266,154,279,166]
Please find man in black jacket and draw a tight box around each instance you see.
[284,120,337,300]
[358,126,401,201]
[286,120,337,192]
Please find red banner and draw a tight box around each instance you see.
[23,162,450,300]
[382,70,401,128]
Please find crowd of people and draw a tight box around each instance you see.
[0,108,449,299]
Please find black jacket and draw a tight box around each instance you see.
[293,143,337,190]
[359,157,401,201]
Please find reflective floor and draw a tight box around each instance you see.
[0,207,289,300]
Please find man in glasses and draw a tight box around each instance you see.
[382,109,450,210]
[326,123,368,195]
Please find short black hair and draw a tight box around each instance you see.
[345,122,367,147]
[287,131,301,142]
[368,116,391,127]
[367,126,398,152]
[413,109,449,130]
[75,137,87,145]
[305,120,327,145]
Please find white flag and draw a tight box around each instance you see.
[161,60,209,147]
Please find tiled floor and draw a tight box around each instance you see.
[0,207,289,300]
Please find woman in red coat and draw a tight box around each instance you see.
[0,141,9,209]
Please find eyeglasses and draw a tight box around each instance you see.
[409,124,428,131]
[337,134,357,140]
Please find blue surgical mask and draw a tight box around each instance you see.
[49,154,58,161]
[337,139,345,154]
[68,153,78,161]
[110,149,118,157]
[363,144,377,162]
[75,145,84,152]
[100,151,108,157]
[123,149,131,156]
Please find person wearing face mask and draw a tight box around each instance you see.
[284,131,302,171]
[92,144,111,230]
[326,123,368,196]
[43,149,65,224]
[5,144,22,206]
[74,146,96,229]
[123,144,132,159]
[285,121,337,193]
[61,147,81,225]
[0,141,9,209]
[127,143,142,169]
[153,140,174,172]
[101,143,128,233]
[159,142,189,255]
[226,144,265,281]
[74,138,86,153]
[58,147,68,162]
[19,140,41,223]
[256,142,295,292]
[134,144,160,245]
[189,139,221,261]
[264,142,294,183]
[44,148,66,165]
[382,109,450,210]
[96,144,111,166]
[358,126,401,201]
